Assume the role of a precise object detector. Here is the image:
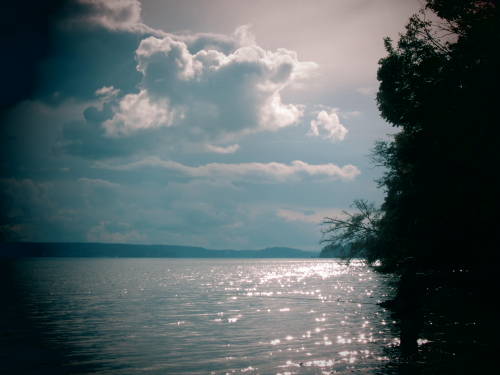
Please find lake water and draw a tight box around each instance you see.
[1,258,398,374]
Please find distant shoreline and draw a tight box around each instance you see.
[0,242,319,259]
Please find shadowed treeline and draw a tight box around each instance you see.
[321,1,499,373]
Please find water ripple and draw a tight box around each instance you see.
[10,258,396,374]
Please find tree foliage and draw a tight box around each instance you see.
[321,1,499,370]
[322,0,499,274]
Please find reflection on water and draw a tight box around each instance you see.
[1,258,397,374]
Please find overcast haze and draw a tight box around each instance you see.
[0,0,420,250]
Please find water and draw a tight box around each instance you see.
[1,258,397,374]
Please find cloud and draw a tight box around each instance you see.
[277,208,347,224]
[98,26,314,141]
[205,144,240,154]
[182,32,240,55]
[0,178,54,241]
[308,109,348,141]
[60,88,172,158]
[95,85,120,99]
[0,178,52,218]
[135,28,316,135]
[342,110,362,119]
[69,0,161,35]
[58,25,319,157]
[78,177,119,188]
[103,90,176,136]
[87,220,144,243]
[356,87,377,96]
[95,157,360,182]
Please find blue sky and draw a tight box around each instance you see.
[0,0,420,250]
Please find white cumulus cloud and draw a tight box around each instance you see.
[102,26,316,143]
[308,109,348,141]
[95,86,120,100]
[103,90,176,136]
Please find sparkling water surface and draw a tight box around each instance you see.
[8,258,397,374]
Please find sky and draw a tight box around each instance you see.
[0,0,421,250]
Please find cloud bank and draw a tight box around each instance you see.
[96,157,360,182]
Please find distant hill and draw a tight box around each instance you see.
[0,242,318,258]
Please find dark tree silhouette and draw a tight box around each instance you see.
[320,199,381,261]
[322,1,499,372]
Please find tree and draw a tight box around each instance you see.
[320,199,381,261]
[322,0,499,371]
[375,0,499,273]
